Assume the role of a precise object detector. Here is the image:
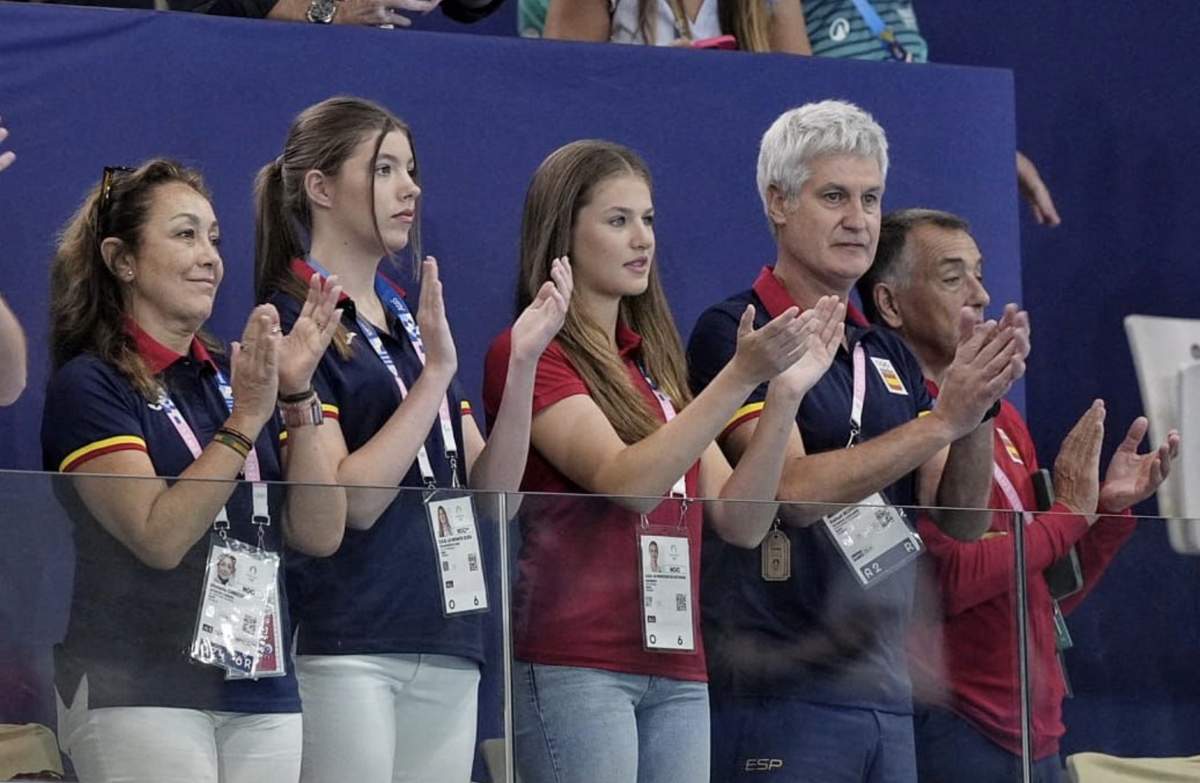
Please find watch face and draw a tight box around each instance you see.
[307,0,336,22]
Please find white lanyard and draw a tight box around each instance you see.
[636,360,687,499]
[848,343,867,446]
[159,367,270,536]
[308,259,459,488]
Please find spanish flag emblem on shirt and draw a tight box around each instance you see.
[997,426,1024,465]
[870,357,909,396]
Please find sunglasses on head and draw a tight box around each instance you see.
[98,165,136,220]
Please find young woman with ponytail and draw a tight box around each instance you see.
[481,139,844,783]
[254,95,571,783]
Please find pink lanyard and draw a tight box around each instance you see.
[848,343,867,446]
[159,383,269,531]
[992,442,1032,525]
[636,361,687,499]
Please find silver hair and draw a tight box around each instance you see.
[756,100,889,230]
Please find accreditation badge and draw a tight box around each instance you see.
[427,494,488,616]
[190,536,279,676]
[822,492,923,588]
[225,583,285,680]
[638,528,695,653]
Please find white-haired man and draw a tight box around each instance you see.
[687,100,1028,782]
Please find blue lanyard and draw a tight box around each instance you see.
[374,274,427,364]
[848,0,912,62]
[306,258,459,487]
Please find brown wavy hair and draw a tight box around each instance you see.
[518,140,692,445]
[254,95,419,360]
[641,0,774,52]
[49,159,218,401]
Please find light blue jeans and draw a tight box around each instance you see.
[514,661,710,783]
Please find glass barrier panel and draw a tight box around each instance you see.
[7,466,1198,783]
[1022,507,1200,783]
[0,470,512,783]
[501,492,1032,783]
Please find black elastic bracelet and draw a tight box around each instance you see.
[278,386,316,404]
[981,399,1003,423]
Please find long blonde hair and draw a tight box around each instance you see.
[49,159,219,401]
[640,0,774,52]
[518,140,692,445]
[254,96,419,359]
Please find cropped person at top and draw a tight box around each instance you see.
[797,0,1060,227]
[534,0,812,53]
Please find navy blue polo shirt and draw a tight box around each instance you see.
[41,323,299,713]
[271,261,482,663]
[686,266,933,713]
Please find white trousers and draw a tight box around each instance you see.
[297,653,481,783]
[57,677,301,783]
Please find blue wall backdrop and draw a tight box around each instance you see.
[34,0,1200,775]
[0,3,1021,466]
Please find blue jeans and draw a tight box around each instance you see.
[914,706,1064,783]
[513,661,710,783]
[710,695,917,783]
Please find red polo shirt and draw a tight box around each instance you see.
[483,324,707,682]
[910,382,1135,759]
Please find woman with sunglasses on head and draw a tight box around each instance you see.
[42,159,347,783]
[482,139,844,783]
[254,95,571,783]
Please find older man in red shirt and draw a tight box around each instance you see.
[856,207,1180,782]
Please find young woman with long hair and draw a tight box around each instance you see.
[482,139,844,783]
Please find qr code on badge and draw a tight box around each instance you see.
[468,553,478,572]
[242,616,258,636]
[675,593,687,612]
